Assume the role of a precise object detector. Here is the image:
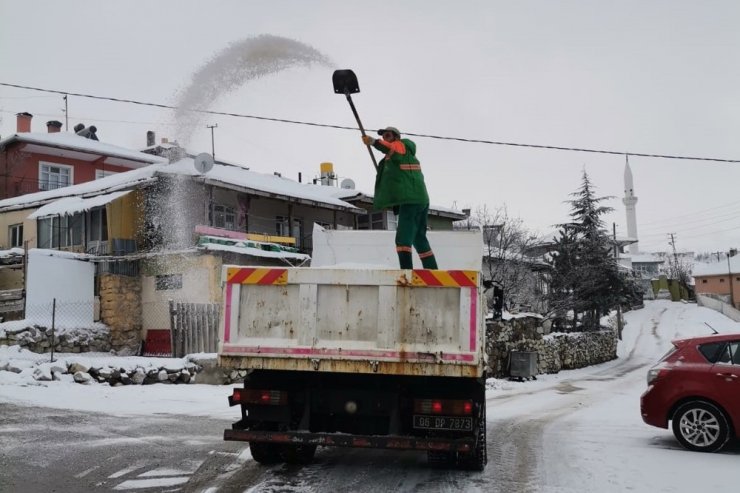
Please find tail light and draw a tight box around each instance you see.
[414,398,474,415]
[230,389,288,406]
[647,367,670,386]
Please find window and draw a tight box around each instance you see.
[37,214,85,249]
[39,162,73,191]
[88,207,108,242]
[8,224,23,248]
[276,216,303,247]
[155,274,182,291]
[95,169,117,179]
[702,279,707,284]
[210,204,236,230]
[720,278,725,283]
[357,211,390,230]
[730,342,740,365]
[699,342,727,363]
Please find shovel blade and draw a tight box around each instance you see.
[333,69,360,94]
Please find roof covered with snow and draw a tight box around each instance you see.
[0,132,168,166]
[625,253,665,264]
[0,158,359,213]
[332,188,466,219]
[28,191,131,219]
[693,257,740,277]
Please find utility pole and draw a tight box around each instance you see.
[206,123,218,159]
[613,223,623,340]
[668,233,679,279]
[728,250,736,309]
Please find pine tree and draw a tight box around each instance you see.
[547,171,631,330]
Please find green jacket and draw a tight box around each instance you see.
[372,138,430,210]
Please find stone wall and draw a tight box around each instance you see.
[0,325,110,353]
[99,274,142,354]
[486,316,617,378]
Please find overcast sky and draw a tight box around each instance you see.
[1,1,739,254]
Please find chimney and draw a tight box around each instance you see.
[16,112,33,133]
[146,130,155,147]
[46,120,63,133]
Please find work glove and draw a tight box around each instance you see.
[362,135,375,146]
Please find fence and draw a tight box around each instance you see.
[696,293,740,323]
[0,299,110,355]
[169,301,220,357]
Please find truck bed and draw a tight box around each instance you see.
[217,266,485,378]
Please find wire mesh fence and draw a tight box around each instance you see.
[0,300,110,355]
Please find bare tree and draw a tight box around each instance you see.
[461,205,543,314]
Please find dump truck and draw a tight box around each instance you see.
[219,226,487,470]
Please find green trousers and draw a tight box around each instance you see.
[395,203,438,269]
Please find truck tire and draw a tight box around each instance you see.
[281,444,317,465]
[457,403,488,471]
[249,442,283,465]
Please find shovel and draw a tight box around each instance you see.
[332,69,379,171]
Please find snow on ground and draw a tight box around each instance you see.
[484,300,740,493]
[0,346,240,418]
[1,300,738,492]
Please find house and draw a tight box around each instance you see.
[332,183,467,231]
[693,256,740,309]
[0,112,167,204]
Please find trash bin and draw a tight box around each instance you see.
[509,351,538,380]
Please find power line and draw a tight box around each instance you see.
[2,81,739,164]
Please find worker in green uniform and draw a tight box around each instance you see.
[362,126,438,270]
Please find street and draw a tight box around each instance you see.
[1,301,739,492]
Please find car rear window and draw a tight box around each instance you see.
[698,342,728,363]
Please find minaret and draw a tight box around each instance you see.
[623,156,639,255]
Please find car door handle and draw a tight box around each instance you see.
[716,373,739,379]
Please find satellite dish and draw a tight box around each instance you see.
[340,178,356,190]
[194,153,214,174]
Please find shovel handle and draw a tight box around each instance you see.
[345,94,379,171]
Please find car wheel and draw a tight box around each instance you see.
[671,401,731,453]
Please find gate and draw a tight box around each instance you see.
[169,301,220,357]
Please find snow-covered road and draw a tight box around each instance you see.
[1,300,738,492]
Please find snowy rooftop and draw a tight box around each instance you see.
[29,191,132,219]
[625,253,665,264]
[0,159,360,213]
[693,257,740,276]
[332,188,466,219]
[0,132,168,166]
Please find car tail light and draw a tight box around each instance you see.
[647,367,670,386]
[414,398,474,415]
[230,389,288,406]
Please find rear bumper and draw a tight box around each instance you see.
[640,386,669,429]
[224,429,474,452]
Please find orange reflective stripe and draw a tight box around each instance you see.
[396,245,413,253]
[399,164,421,171]
[418,250,435,258]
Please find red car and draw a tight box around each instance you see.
[641,332,740,452]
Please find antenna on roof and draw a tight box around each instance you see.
[704,322,719,335]
[193,153,214,174]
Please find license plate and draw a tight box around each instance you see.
[413,415,473,431]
